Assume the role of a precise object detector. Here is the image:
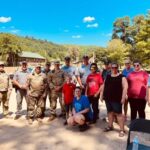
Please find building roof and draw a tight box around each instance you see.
[19,51,45,59]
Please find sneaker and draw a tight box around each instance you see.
[47,115,56,122]
[79,124,89,132]
[28,118,33,125]
[14,114,21,120]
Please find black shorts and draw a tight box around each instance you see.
[105,100,122,114]
[65,104,72,113]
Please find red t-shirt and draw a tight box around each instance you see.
[86,73,103,96]
[62,83,76,105]
[127,71,149,99]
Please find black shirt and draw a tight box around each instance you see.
[103,74,123,102]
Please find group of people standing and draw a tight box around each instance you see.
[0,55,150,137]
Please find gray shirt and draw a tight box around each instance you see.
[13,70,30,85]
[75,64,91,86]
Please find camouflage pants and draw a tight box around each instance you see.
[0,91,9,115]
[27,95,45,119]
[16,89,27,113]
[42,91,51,115]
[49,91,65,116]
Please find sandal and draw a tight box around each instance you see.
[104,126,114,132]
[119,130,125,137]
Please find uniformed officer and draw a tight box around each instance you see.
[26,64,47,125]
[0,61,12,117]
[13,61,30,120]
[48,60,66,121]
[42,62,51,117]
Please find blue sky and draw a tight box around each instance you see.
[0,0,149,47]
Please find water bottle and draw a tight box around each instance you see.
[132,136,139,150]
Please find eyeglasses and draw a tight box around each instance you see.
[134,64,140,67]
[0,65,4,67]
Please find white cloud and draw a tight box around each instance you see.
[72,35,82,39]
[0,17,11,23]
[83,16,95,23]
[10,29,20,33]
[86,23,99,28]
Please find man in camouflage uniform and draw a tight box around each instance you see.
[13,61,30,120]
[26,64,47,125]
[0,61,12,117]
[41,62,51,117]
[48,60,66,121]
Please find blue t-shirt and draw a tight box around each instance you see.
[148,77,150,87]
[61,65,76,76]
[122,67,134,77]
[73,95,93,120]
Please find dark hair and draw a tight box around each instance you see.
[75,86,82,91]
[133,59,141,65]
[90,63,98,69]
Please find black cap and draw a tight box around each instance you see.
[64,56,71,61]
[21,61,27,65]
[82,55,89,59]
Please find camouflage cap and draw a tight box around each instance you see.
[46,62,51,66]
[35,63,42,68]
[0,61,5,65]
[54,60,60,64]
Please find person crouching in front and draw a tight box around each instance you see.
[67,87,93,131]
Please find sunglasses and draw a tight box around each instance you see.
[75,90,81,93]
[112,67,118,69]
[0,65,4,67]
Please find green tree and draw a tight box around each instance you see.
[106,39,131,65]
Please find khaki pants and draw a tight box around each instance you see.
[49,91,65,116]
[0,91,9,115]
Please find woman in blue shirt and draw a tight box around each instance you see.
[67,86,93,131]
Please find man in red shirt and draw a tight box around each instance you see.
[86,63,103,123]
[62,75,76,125]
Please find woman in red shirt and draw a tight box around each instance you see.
[86,63,103,123]
[127,60,149,121]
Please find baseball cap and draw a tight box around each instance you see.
[82,55,89,59]
[64,56,71,61]
[0,61,5,65]
[54,60,60,64]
